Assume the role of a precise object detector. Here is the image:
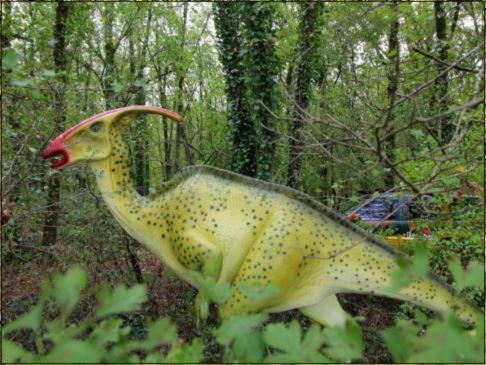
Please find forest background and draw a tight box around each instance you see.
[1,1,484,363]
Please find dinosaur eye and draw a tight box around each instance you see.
[90,121,103,133]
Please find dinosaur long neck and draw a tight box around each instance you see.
[89,126,157,244]
[89,127,197,286]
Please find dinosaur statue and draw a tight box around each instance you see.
[42,105,480,327]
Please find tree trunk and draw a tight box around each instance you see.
[174,2,194,169]
[103,3,116,109]
[132,8,152,196]
[382,1,400,189]
[155,65,172,179]
[1,0,22,248]
[153,21,173,179]
[287,1,322,188]
[42,1,69,245]
[214,3,257,177]
[241,2,279,181]
[160,72,172,179]
[1,0,12,51]
[434,1,453,144]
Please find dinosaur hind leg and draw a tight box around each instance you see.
[299,294,349,327]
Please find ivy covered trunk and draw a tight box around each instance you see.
[215,3,280,179]
[241,2,279,181]
[214,3,258,177]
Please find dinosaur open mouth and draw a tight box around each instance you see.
[42,143,70,169]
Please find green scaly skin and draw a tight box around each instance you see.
[44,106,481,327]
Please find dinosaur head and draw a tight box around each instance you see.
[42,105,183,169]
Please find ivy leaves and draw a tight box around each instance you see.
[214,2,280,180]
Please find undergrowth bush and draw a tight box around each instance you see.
[3,248,484,363]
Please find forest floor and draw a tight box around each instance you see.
[3,243,405,363]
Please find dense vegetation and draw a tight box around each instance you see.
[1,2,484,363]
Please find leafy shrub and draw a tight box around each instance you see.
[2,267,203,363]
[3,243,484,363]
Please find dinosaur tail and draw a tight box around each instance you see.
[392,273,481,325]
[334,243,481,325]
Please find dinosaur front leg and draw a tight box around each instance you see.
[171,230,222,327]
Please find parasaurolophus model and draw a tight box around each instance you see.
[42,105,480,327]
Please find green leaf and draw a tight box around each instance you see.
[3,300,44,334]
[381,319,417,362]
[191,272,230,304]
[387,244,429,293]
[264,322,329,362]
[2,339,33,363]
[166,338,204,363]
[232,331,265,362]
[301,325,330,362]
[145,352,166,363]
[44,319,90,344]
[2,48,17,71]
[215,313,267,362]
[215,313,267,345]
[95,283,147,317]
[449,259,484,291]
[88,317,126,346]
[384,312,483,363]
[43,340,102,362]
[239,282,280,302]
[409,314,481,363]
[264,321,301,353]
[53,266,87,317]
[142,317,177,350]
[322,320,364,361]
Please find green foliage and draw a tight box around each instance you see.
[52,266,87,318]
[449,259,484,292]
[382,229,484,363]
[4,262,483,363]
[2,267,203,363]
[239,282,280,302]
[264,321,329,362]
[383,313,484,363]
[322,319,364,361]
[95,283,147,317]
[191,271,230,304]
[387,244,430,294]
[215,313,268,362]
